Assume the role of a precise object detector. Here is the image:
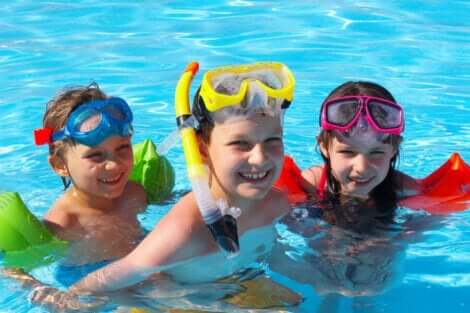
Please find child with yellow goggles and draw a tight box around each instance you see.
[70,62,297,293]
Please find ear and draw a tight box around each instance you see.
[197,137,210,163]
[48,155,69,177]
[319,141,329,159]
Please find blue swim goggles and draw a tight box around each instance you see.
[34,97,133,147]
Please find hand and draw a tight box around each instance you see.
[29,285,107,312]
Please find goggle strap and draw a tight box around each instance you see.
[51,129,66,142]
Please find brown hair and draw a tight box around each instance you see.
[43,83,107,188]
[43,83,107,156]
[192,87,215,144]
[317,81,403,211]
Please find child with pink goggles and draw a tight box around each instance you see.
[320,95,404,135]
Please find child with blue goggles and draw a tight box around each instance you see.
[26,83,149,310]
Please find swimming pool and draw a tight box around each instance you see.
[1,1,469,312]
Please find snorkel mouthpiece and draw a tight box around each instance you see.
[175,62,240,256]
[191,176,240,255]
[206,214,239,255]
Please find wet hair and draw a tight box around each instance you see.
[192,87,214,143]
[43,82,107,188]
[317,81,403,212]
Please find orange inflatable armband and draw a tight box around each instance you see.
[275,153,470,215]
[274,156,308,203]
[400,153,470,214]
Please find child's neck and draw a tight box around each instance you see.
[339,192,371,203]
[68,187,118,213]
[209,182,261,215]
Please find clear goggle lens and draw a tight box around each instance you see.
[103,103,127,120]
[211,69,284,96]
[72,103,129,133]
[72,109,101,132]
[326,100,358,127]
[367,100,402,129]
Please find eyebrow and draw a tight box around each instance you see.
[227,126,283,137]
[335,142,388,150]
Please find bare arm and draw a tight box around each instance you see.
[2,268,104,311]
[301,166,323,194]
[395,170,421,198]
[71,193,212,293]
[1,268,44,289]
[70,255,151,293]
[126,181,148,213]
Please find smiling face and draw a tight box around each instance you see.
[204,113,284,206]
[321,133,396,199]
[55,136,133,200]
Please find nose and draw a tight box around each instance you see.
[353,154,370,175]
[104,159,120,171]
[248,144,268,166]
[103,153,123,171]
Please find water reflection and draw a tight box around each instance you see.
[270,199,443,312]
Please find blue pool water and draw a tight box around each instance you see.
[1,1,469,312]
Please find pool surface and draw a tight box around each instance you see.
[1,1,469,312]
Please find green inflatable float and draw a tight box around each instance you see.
[129,139,175,204]
[0,139,174,270]
[0,191,67,271]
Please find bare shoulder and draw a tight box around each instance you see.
[162,192,203,228]
[131,192,212,266]
[263,187,291,218]
[43,195,76,233]
[301,165,323,191]
[270,188,290,216]
[122,181,148,212]
[394,170,421,197]
[146,192,205,246]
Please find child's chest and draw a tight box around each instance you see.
[62,211,145,264]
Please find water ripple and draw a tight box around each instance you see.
[405,273,470,288]
[1,1,470,311]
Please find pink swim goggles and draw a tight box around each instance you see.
[320,96,404,135]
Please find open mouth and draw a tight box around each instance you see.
[239,170,269,182]
[99,173,124,185]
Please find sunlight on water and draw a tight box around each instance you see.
[0,0,469,312]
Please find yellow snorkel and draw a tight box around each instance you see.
[175,62,240,255]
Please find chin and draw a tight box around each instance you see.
[346,184,377,198]
[343,189,371,199]
[239,187,271,201]
[102,185,127,199]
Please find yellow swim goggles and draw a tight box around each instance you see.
[199,62,295,112]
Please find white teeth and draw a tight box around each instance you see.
[101,175,121,183]
[240,171,268,180]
